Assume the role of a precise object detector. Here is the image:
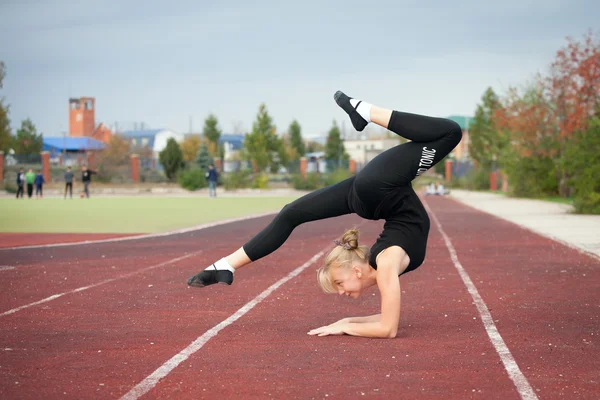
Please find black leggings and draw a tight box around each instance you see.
[243,110,462,261]
[65,182,73,198]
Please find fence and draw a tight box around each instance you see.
[51,152,89,167]
[452,159,474,179]
[221,159,358,175]
[2,150,364,188]
[3,154,43,188]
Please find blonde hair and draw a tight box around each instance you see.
[317,228,370,294]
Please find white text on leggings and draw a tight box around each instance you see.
[416,147,436,176]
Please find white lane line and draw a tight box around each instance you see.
[120,250,326,400]
[0,266,16,271]
[423,200,538,400]
[0,252,201,318]
[0,211,279,251]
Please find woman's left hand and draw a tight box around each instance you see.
[307,322,347,337]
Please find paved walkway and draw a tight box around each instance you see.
[449,189,600,259]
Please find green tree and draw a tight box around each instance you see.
[13,118,43,154]
[288,120,305,160]
[159,138,184,181]
[243,104,282,172]
[196,142,214,170]
[469,87,504,171]
[202,114,221,156]
[324,120,348,166]
[275,136,289,171]
[0,61,12,153]
[564,114,600,213]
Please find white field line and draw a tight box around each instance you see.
[0,252,201,317]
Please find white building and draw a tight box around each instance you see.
[343,138,400,164]
[120,129,185,158]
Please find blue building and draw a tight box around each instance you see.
[42,137,107,167]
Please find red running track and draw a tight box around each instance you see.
[0,196,598,399]
[0,233,138,249]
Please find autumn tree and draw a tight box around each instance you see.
[544,31,600,196]
[493,32,600,198]
[495,81,559,197]
[306,140,324,153]
[98,135,130,166]
[181,135,202,163]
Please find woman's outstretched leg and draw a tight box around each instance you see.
[334,90,462,184]
[187,177,355,288]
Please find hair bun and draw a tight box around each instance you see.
[338,228,360,250]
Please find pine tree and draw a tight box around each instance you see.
[196,142,214,170]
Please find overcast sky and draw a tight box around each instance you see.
[1,0,598,138]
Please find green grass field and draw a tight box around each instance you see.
[0,197,300,233]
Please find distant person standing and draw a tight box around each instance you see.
[206,163,218,198]
[81,165,96,199]
[34,170,45,199]
[64,166,74,199]
[16,167,25,199]
[25,168,35,198]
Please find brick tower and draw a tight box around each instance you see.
[69,97,95,137]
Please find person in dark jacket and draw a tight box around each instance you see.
[81,165,97,198]
[15,167,25,199]
[64,166,75,199]
[34,170,45,199]
[206,164,218,198]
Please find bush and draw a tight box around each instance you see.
[177,167,207,191]
[323,168,353,186]
[251,173,269,189]
[291,173,322,190]
[140,168,167,183]
[505,156,558,197]
[573,192,600,214]
[450,168,489,190]
[224,170,252,190]
[4,182,17,194]
[565,119,600,214]
[95,164,129,183]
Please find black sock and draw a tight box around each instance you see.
[187,265,234,287]
[334,90,369,132]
